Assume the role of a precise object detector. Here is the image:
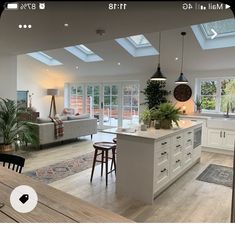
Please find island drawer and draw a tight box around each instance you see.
[155,138,171,150]
[183,149,193,166]
[172,133,183,146]
[154,163,170,191]
[184,137,193,152]
[155,147,170,166]
[171,153,183,178]
[184,129,194,141]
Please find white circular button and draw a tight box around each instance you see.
[10,185,38,213]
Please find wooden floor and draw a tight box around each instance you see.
[18,132,233,223]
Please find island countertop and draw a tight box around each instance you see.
[103,120,202,141]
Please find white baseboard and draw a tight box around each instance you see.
[202,146,234,156]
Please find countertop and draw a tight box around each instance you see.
[102,120,202,141]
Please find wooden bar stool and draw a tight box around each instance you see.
[113,138,117,143]
[90,142,116,186]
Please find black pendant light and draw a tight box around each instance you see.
[150,32,166,81]
[175,32,188,84]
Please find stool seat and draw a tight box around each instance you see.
[90,141,117,187]
[93,142,116,150]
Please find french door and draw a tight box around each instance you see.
[65,82,139,129]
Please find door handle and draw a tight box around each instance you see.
[224,131,226,138]
[220,131,222,138]
[101,102,103,109]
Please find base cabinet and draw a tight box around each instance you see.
[207,129,235,150]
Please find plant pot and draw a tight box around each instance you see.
[0,144,13,153]
[160,119,172,129]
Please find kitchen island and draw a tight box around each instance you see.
[113,120,202,204]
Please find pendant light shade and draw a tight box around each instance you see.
[151,32,166,81]
[175,32,188,84]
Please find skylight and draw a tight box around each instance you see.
[127,35,151,48]
[115,34,158,57]
[201,18,235,38]
[191,18,235,50]
[27,51,63,66]
[64,44,103,62]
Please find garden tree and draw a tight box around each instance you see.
[222,79,235,112]
[141,80,170,109]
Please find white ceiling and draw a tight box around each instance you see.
[1,1,234,76]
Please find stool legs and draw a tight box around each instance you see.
[90,149,98,182]
[101,150,104,177]
[112,148,117,175]
[105,150,108,187]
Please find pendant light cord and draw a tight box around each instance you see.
[158,32,161,67]
[181,32,186,73]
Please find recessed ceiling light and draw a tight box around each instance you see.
[117,62,121,66]
[64,23,69,27]
[175,57,179,61]
[75,66,79,69]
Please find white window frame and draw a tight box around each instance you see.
[196,77,235,114]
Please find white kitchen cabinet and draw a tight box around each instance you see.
[207,128,235,150]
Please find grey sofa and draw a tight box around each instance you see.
[30,118,97,147]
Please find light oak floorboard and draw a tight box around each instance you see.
[19,133,233,223]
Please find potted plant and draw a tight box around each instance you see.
[140,108,152,128]
[0,98,37,152]
[194,95,202,113]
[152,103,181,129]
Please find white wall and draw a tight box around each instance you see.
[0,54,17,100]
[17,55,151,117]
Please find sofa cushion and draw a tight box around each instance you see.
[67,113,90,120]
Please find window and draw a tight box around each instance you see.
[27,51,63,66]
[197,78,235,113]
[115,34,158,57]
[127,35,151,48]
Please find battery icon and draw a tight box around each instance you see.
[6,3,19,10]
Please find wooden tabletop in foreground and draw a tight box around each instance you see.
[0,167,132,223]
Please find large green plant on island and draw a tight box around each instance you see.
[151,102,181,129]
[0,98,37,152]
[141,80,170,109]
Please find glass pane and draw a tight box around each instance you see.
[104,96,110,105]
[221,95,235,113]
[112,85,118,95]
[132,84,139,95]
[112,96,118,105]
[123,96,131,106]
[87,86,92,95]
[71,87,76,95]
[201,96,216,110]
[104,86,110,95]
[123,107,132,119]
[94,96,99,105]
[221,79,235,95]
[202,18,235,36]
[94,86,99,95]
[128,34,151,47]
[111,107,118,119]
[201,81,217,95]
[132,96,138,106]
[123,85,132,95]
[77,86,83,95]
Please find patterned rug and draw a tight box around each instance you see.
[24,152,96,184]
[196,164,233,188]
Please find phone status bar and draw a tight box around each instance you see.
[5,2,46,10]
[182,2,231,11]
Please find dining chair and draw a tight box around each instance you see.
[0,153,25,173]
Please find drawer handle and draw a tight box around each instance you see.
[176,160,180,163]
[176,145,181,148]
[161,142,167,145]
[161,168,167,173]
[187,152,191,156]
[188,131,192,134]
[161,151,167,156]
[187,139,191,142]
[176,136,181,139]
